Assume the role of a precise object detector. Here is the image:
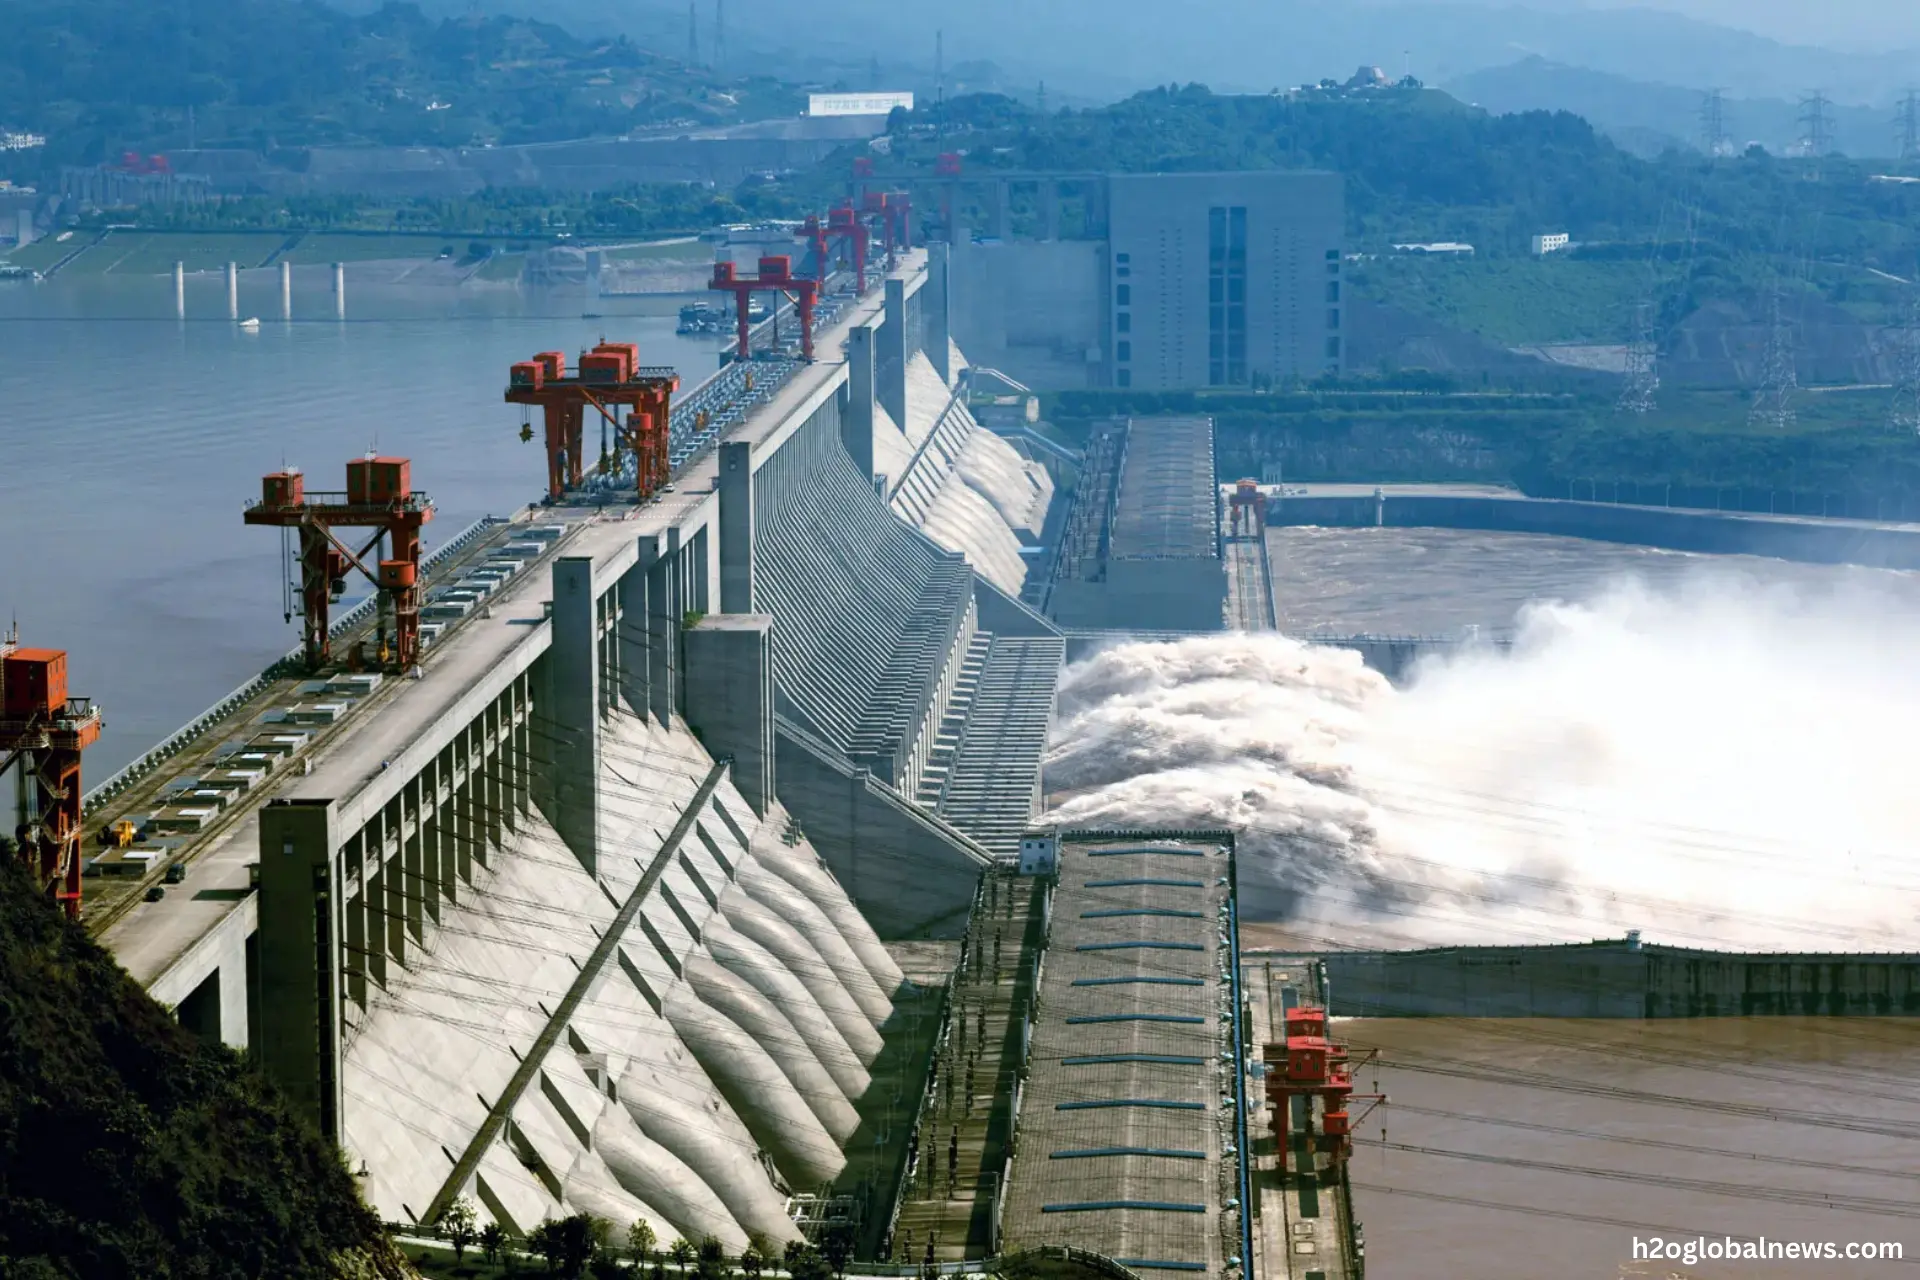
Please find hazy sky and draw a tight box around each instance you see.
[1387,0,1920,51]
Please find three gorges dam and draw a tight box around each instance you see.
[51,245,1264,1271]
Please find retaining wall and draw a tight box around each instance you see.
[1322,940,1920,1018]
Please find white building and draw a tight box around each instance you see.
[1531,232,1571,256]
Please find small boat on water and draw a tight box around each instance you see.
[237,316,261,330]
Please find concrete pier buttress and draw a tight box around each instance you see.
[718,441,755,613]
[927,241,952,386]
[880,277,908,431]
[641,532,681,725]
[616,541,652,720]
[544,556,601,875]
[683,615,776,817]
[258,798,344,1142]
[845,323,877,480]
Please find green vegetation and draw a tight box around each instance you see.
[863,85,1920,271]
[1349,255,1651,346]
[0,858,400,1278]
[0,0,802,170]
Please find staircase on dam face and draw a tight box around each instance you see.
[914,633,994,809]
[933,636,1064,858]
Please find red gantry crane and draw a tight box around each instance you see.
[825,201,870,294]
[795,214,831,284]
[244,456,436,673]
[506,344,680,504]
[1228,478,1268,538]
[1262,1005,1384,1176]
[1,631,102,919]
[709,256,820,363]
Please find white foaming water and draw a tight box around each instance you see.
[1045,571,1920,951]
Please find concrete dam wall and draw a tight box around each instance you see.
[343,713,901,1244]
[1321,939,1920,1018]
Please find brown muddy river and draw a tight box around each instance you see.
[1253,528,1920,1276]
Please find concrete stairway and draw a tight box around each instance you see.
[914,633,995,809]
[936,636,1064,858]
[756,428,973,790]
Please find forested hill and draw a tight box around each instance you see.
[0,858,407,1278]
[0,0,800,166]
[867,85,1920,270]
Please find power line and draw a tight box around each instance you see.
[1891,288,1920,435]
[1617,298,1659,414]
[1700,88,1730,157]
[1798,89,1835,160]
[1750,282,1798,429]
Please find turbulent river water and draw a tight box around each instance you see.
[1054,525,1920,1277]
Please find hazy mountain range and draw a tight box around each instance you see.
[384,0,1920,112]
[1447,57,1910,158]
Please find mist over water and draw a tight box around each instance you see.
[1045,569,1920,951]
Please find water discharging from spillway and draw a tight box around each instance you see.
[1045,570,1920,951]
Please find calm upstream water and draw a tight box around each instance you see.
[1256,527,1920,1278]
[0,272,726,775]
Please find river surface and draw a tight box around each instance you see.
[0,273,726,775]
[1253,528,1920,1278]
[1265,525,1920,635]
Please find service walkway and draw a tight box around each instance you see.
[1246,956,1365,1280]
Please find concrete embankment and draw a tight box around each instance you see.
[1272,489,1920,570]
[1319,939,1920,1018]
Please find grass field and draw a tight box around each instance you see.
[0,230,106,272]
[280,233,477,265]
[602,238,710,264]
[1352,254,1650,346]
[472,251,526,281]
[79,231,290,275]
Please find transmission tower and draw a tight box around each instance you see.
[713,0,726,74]
[1898,89,1920,162]
[1750,286,1799,430]
[935,29,945,132]
[1892,291,1920,433]
[1619,300,1660,414]
[686,0,699,65]
[1700,88,1729,157]
[1798,90,1835,158]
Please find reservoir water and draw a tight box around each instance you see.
[0,273,726,774]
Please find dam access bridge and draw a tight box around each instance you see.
[82,246,1075,1249]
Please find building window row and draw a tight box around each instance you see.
[1207,205,1248,386]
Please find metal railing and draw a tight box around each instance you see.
[81,513,507,814]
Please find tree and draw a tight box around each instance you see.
[782,1239,808,1274]
[442,1196,479,1266]
[669,1238,696,1271]
[818,1225,854,1279]
[628,1218,658,1265]
[696,1234,727,1278]
[738,1245,763,1280]
[532,1215,599,1278]
[481,1222,508,1265]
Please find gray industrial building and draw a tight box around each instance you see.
[1040,416,1228,632]
[944,170,1344,390]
